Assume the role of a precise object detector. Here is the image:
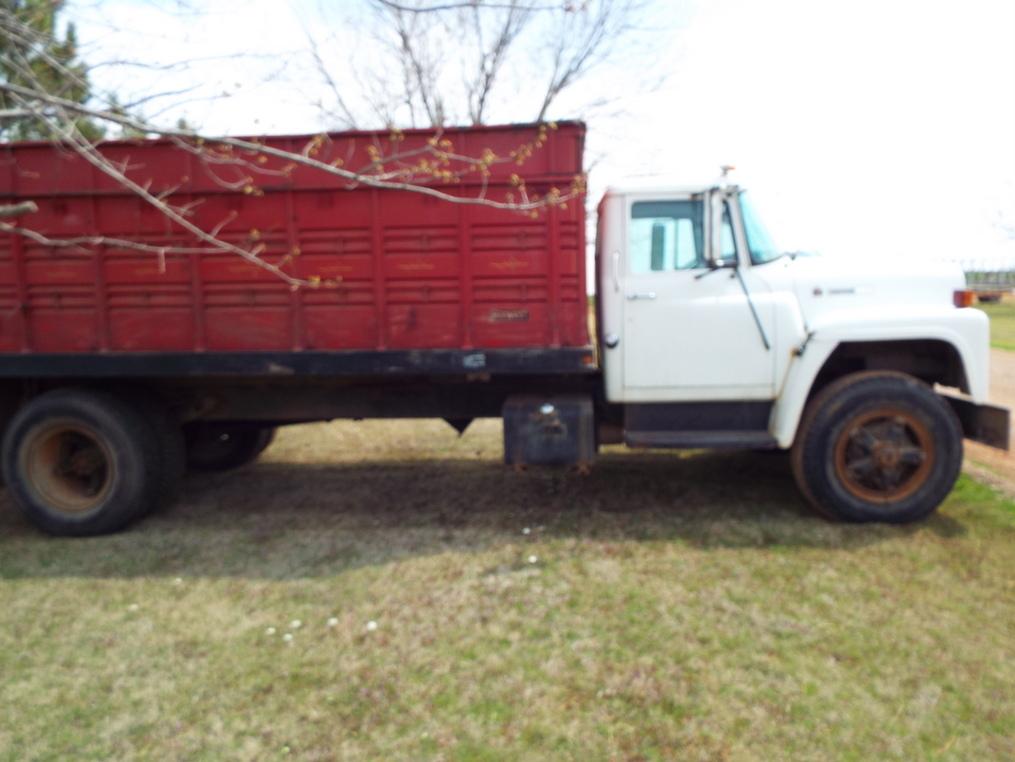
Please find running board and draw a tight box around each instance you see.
[624,430,779,450]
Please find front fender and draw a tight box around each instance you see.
[769,307,989,448]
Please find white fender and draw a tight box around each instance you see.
[769,306,989,448]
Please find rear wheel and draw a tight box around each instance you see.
[121,392,185,514]
[791,371,963,523]
[184,424,276,472]
[2,389,161,536]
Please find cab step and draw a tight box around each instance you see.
[624,430,779,450]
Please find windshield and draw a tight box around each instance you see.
[739,193,782,264]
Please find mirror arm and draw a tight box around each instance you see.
[732,265,771,351]
[694,262,722,280]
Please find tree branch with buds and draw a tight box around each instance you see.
[0,23,583,289]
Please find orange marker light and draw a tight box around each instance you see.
[953,289,976,308]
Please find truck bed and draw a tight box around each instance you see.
[0,122,589,376]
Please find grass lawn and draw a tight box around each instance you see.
[1,420,1014,761]
[978,300,1015,350]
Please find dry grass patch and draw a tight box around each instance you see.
[1,419,1014,760]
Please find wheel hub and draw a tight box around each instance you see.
[872,442,900,469]
[22,422,116,515]
[834,408,934,504]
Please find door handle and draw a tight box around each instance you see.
[626,291,657,301]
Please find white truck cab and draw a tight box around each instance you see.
[596,182,1009,523]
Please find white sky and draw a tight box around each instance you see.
[68,0,1015,273]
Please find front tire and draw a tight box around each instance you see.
[791,372,963,523]
[2,389,161,536]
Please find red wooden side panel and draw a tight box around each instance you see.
[0,122,588,355]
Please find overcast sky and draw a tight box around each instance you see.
[68,0,1015,273]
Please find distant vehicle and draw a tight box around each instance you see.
[0,122,1007,535]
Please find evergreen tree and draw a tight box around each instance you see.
[0,0,103,141]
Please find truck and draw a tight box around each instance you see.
[0,121,1008,536]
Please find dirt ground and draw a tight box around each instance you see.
[963,349,1015,492]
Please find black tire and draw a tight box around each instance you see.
[184,424,276,473]
[121,392,186,514]
[791,371,963,523]
[1,389,161,536]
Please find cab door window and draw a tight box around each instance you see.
[629,200,705,273]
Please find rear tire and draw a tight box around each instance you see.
[2,389,161,536]
[791,371,963,523]
[121,392,185,514]
[184,424,276,472]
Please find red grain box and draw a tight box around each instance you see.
[0,122,588,355]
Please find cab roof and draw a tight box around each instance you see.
[600,180,740,197]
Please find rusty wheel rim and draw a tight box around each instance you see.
[21,420,115,515]
[833,406,935,504]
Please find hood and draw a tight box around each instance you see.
[774,255,965,326]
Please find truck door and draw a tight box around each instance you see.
[618,192,776,400]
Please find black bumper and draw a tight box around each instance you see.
[939,393,1011,450]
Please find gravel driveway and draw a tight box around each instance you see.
[965,348,1015,492]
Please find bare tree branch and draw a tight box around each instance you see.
[465,1,534,124]
[376,0,563,11]
[303,24,360,129]
[326,0,652,127]
[0,201,38,219]
[0,5,590,289]
[1,80,577,210]
[385,4,447,126]
[9,91,309,286]
[534,1,636,121]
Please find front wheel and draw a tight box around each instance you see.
[791,372,963,523]
[184,424,276,472]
